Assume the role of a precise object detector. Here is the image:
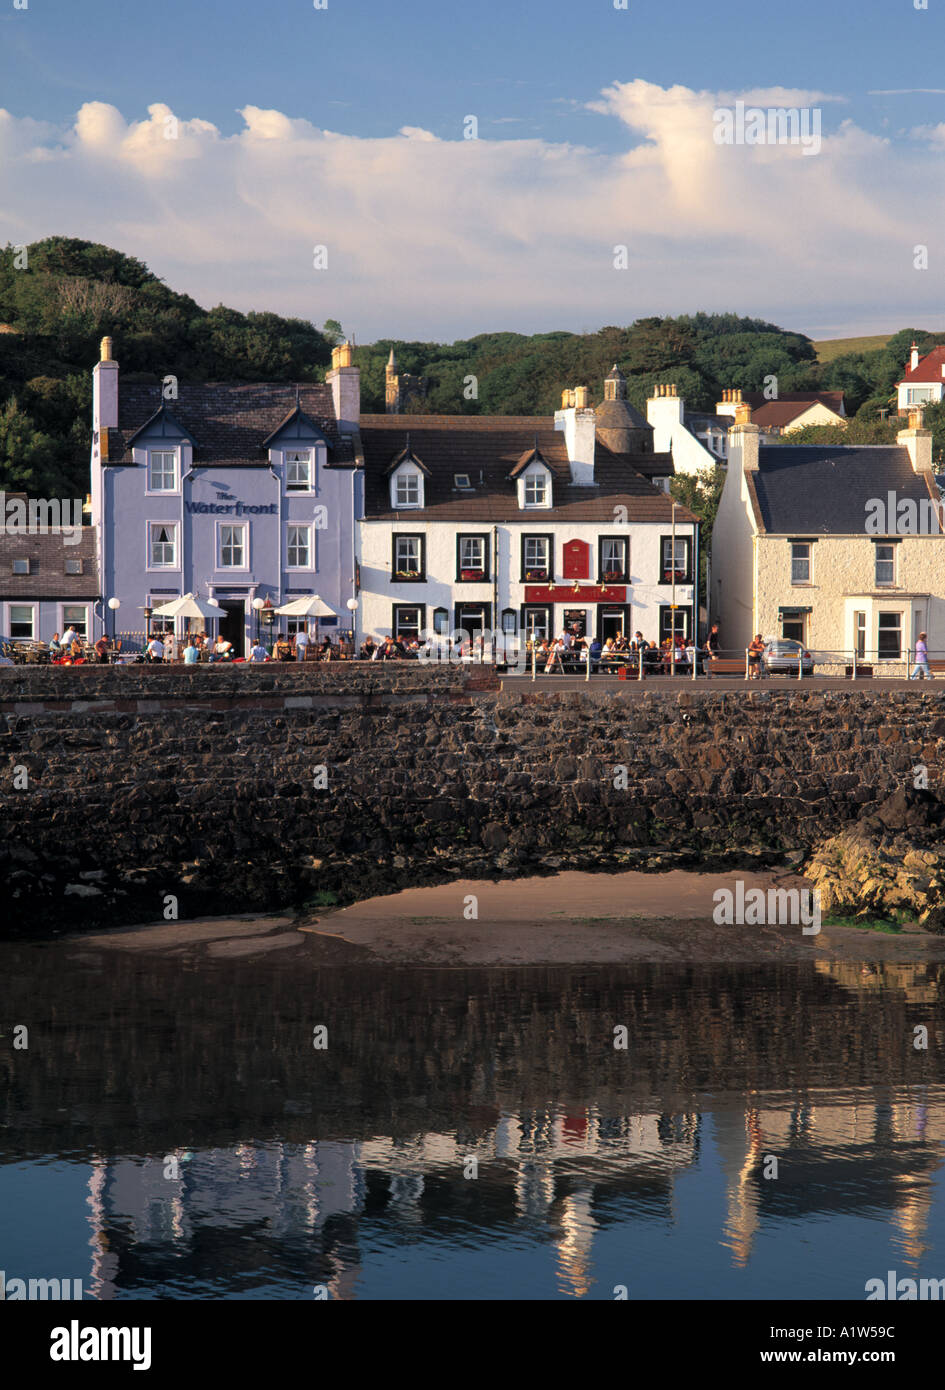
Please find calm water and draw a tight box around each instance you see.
[2,940,945,1300]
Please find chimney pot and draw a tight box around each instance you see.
[574,385,588,408]
[100,336,113,362]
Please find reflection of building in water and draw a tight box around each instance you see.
[84,1106,700,1298]
[715,1090,945,1268]
[86,1140,365,1300]
[815,961,945,1007]
[83,1090,945,1296]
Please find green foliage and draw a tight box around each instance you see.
[670,465,725,606]
[787,417,899,446]
[0,238,334,496]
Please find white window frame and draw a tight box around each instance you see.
[907,387,934,405]
[875,543,896,587]
[459,536,485,572]
[394,535,422,575]
[286,524,313,570]
[147,521,179,570]
[520,465,551,509]
[59,603,90,639]
[601,537,627,577]
[392,466,423,509]
[7,601,36,640]
[217,521,249,571]
[148,593,179,637]
[877,610,903,659]
[790,542,811,585]
[285,449,314,493]
[662,536,689,578]
[146,449,179,495]
[524,536,550,574]
[393,605,423,639]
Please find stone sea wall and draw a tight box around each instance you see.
[3,668,945,934]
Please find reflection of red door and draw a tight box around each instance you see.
[563,539,590,579]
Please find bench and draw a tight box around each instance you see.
[707,657,747,677]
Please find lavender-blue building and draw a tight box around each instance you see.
[90,339,362,652]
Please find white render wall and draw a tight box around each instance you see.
[646,396,719,477]
[357,519,696,643]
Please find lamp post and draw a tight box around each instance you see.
[252,596,265,644]
[107,596,120,640]
[261,597,275,651]
[346,597,358,658]
[671,501,677,677]
[143,605,153,645]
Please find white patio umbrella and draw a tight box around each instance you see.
[150,592,226,620]
[273,595,338,618]
[273,595,339,655]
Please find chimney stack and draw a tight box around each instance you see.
[898,409,933,473]
[93,334,119,432]
[910,341,920,372]
[554,385,596,485]
[327,339,360,431]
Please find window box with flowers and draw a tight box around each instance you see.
[394,569,421,580]
[459,568,485,581]
[524,568,550,582]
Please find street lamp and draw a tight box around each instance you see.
[143,605,153,644]
[346,597,358,658]
[252,596,265,643]
[107,596,120,640]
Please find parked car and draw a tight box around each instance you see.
[763,638,814,676]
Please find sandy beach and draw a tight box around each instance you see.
[70,868,945,965]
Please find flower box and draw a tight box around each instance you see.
[394,570,420,579]
[460,569,484,581]
[524,569,549,581]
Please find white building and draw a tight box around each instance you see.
[356,368,699,651]
[896,342,945,413]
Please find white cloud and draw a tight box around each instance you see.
[0,83,943,340]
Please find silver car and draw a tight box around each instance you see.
[763,638,814,675]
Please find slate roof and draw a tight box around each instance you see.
[111,383,355,467]
[359,414,695,523]
[0,527,99,598]
[684,411,730,433]
[751,446,939,535]
[901,345,945,383]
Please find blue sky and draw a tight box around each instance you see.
[1,0,944,340]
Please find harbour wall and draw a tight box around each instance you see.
[3,666,945,934]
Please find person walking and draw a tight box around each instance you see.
[911,631,932,680]
[294,627,310,662]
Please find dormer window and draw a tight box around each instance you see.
[392,466,423,509]
[517,459,552,510]
[147,449,178,493]
[454,473,472,490]
[286,449,313,492]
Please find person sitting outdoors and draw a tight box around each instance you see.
[94,634,110,663]
[588,635,602,672]
[360,637,377,660]
[544,637,565,674]
[210,635,234,662]
[183,637,199,665]
[145,635,164,663]
[249,638,268,663]
[49,632,62,659]
[61,625,77,651]
[319,635,334,661]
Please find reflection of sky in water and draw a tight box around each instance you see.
[3,950,945,1299]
